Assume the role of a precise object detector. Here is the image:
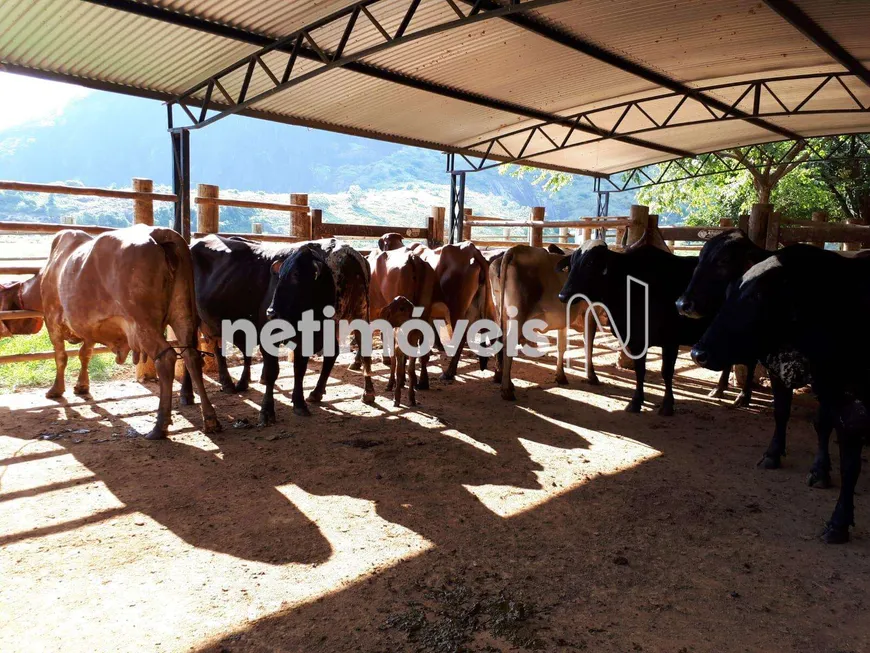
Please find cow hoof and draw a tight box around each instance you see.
[349,361,362,372]
[807,469,832,489]
[362,392,376,405]
[501,388,516,401]
[555,373,569,386]
[657,404,674,417]
[758,454,782,470]
[307,391,324,404]
[293,404,311,417]
[258,413,276,427]
[492,372,502,384]
[203,417,221,434]
[220,384,236,394]
[179,394,195,407]
[624,400,642,413]
[73,385,90,396]
[439,372,455,383]
[586,375,601,386]
[258,376,267,385]
[732,392,751,408]
[45,389,64,400]
[145,428,167,440]
[234,381,249,393]
[415,380,429,391]
[821,523,850,544]
[707,387,726,399]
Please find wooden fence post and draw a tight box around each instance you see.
[719,218,734,228]
[582,217,593,243]
[252,221,263,234]
[290,193,310,239]
[196,184,220,234]
[738,213,749,233]
[431,206,446,246]
[560,227,569,244]
[529,206,545,247]
[765,210,781,251]
[463,208,473,241]
[133,178,154,227]
[628,204,649,246]
[310,209,322,240]
[809,211,827,247]
[748,203,770,247]
[133,178,157,382]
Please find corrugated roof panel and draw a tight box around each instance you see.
[1,0,868,175]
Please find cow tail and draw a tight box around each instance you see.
[152,229,199,347]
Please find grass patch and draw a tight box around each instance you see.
[0,328,128,393]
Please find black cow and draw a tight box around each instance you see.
[691,246,870,543]
[181,236,336,424]
[557,240,710,416]
[676,228,866,487]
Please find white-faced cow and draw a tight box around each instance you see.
[691,245,870,543]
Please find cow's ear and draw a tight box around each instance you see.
[555,255,571,272]
[271,259,283,276]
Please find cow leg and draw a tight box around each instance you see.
[808,400,834,489]
[492,346,503,384]
[440,347,463,382]
[759,375,792,470]
[308,339,338,404]
[822,426,863,544]
[45,329,68,399]
[501,349,516,401]
[147,349,178,440]
[658,344,678,416]
[408,355,417,406]
[179,347,221,434]
[625,354,646,413]
[259,351,280,426]
[350,334,363,371]
[555,328,569,385]
[291,351,312,417]
[584,320,600,386]
[733,361,755,407]
[415,353,430,390]
[709,366,730,399]
[394,350,406,407]
[234,354,253,392]
[180,368,194,406]
[73,341,94,395]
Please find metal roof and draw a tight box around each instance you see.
[1,0,869,177]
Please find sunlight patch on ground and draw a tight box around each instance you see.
[441,428,497,455]
[464,408,660,518]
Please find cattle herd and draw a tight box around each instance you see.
[0,223,867,544]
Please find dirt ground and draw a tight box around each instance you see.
[1,336,869,653]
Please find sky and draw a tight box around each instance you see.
[0,72,91,132]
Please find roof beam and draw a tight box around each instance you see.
[83,0,691,159]
[465,0,806,142]
[762,0,870,88]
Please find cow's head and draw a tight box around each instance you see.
[0,281,43,338]
[378,233,405,251]
[556,240,612,304]
[691,255,791,371]
[379,296,415,328]
[676,229,766,319]
[266,246,335,345]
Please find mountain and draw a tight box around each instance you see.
[0,86,635,227]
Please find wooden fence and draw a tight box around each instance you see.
[462,205,632,249]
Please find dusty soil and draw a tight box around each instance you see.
[1,336,869,653]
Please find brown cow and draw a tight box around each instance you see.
[491,244,599,401]
[379,296,418,407]
[368,245,450,395]
[377,232,407,252]
[3,225,220,439]
[0,278,44,338]
[411,241,492,381]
